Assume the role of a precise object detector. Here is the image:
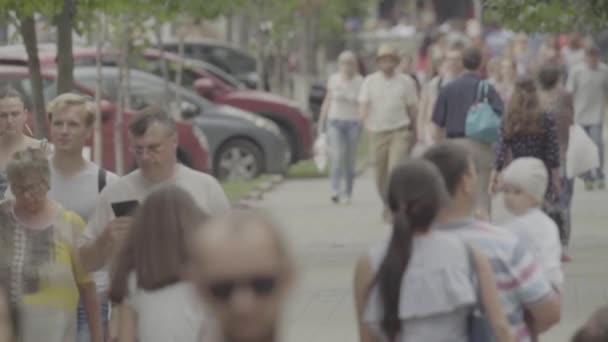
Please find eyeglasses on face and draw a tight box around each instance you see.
[11,180,47,195]
[203,275,278,302]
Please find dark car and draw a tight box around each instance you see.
[71,67,290,180]
[0,65,211,174]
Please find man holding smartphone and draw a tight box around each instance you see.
[79,107,230,274]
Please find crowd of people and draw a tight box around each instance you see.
[0,27,607,342]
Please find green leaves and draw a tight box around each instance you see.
[484,0,608,33]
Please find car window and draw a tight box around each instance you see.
[207,47,255,75]
[74,75,118,101]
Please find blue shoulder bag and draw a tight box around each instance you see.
[465,80,501,143]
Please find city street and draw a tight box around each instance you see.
[254,170,608,342]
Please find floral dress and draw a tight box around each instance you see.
[0,200,91,342]
[495,112,560,201]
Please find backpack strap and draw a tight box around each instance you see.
[476,80,489,103]
[98,168,107,193]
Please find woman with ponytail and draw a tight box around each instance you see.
[354,160,512,342]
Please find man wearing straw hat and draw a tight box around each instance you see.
[359,44,418,218]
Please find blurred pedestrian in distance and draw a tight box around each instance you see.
[79,106,229,274]
[486,57,502,86]
[109,184,209,342]
[423,142,561,340]
[0,288,17,342]
[190,210,294,342]
[418,55,447,147]
[562,33,586,70]
[318,50,363,204]
[566,45,608,191]
[513,33,532,76]
[398,53,421,94]
[572,306,608,342]
[432,46,504,219]
[0,147,95,342]
[359,44,418,220]
[354,159,512,342]
[0,87,42,200]
[538,64,575,257]
[496,57,517,103]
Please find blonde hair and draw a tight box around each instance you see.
[6,147,50,185]
[47,93,96,126]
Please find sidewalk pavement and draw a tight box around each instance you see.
[253,171,608,342]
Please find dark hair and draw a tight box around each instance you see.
[538,65,561,90]
[586,45,600,57]
[449,40,467,52]
[422,142,472,196]
[0,86,24,103]
[571,305,608,342]
[375,160,448,340]
[109,185,208,303]
[128,106,177,137]
[462,47,482,71]
[505,76,543,137]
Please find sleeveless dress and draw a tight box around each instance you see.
[363,231,476,342]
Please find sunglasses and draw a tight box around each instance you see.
[204,275,278,302]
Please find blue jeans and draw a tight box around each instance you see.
[560,164,574,245]
[582,124,605,181]
[328,120,361,197]
[77,301,109,342]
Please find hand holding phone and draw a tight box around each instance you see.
[111,200,139,217]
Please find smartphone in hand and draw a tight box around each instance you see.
[111,200,139,217]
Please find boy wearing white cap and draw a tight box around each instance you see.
[501,157,564,290]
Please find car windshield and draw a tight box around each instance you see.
[189,60,245,89]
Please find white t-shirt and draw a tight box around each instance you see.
[566,63,608,125]
[82,164,229,252]
[4,160,119,295]
[126,273,205,342]
[358,71,418,133]
[327,73,363,121]
[503,208,563,288]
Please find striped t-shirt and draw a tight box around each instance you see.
[435,218,553,342]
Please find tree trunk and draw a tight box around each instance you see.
[93,13,104,165]
[56,0,75,95]
[115,21,128,175]
[254,2,265,91]
[154,19,170,105]
[20,16,48,139]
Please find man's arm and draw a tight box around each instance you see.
[431,88,448,143]
[358,77,371,125]
[78,282,104,342]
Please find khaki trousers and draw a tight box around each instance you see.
[370,127,412,203]
[452,138,495,214]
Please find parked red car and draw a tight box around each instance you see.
[0,65,211,174]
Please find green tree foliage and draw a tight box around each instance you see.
[484,0,608,33]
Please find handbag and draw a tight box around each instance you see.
[465,81,501,144]
[566,124,600,178]
[465,244,495,342]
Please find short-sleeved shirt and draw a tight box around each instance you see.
[327,73,363,121]
[503,209,563,289]
[432,73,504,138]
[364,231,475,342]
[358,71,417,133]
[82,164,229,247]
[0,201,92,342]
[436,218,553,342]
[566,63,608,125]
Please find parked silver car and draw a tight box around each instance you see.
[73,67,290,180]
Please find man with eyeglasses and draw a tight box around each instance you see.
[190,210,294,342]
[79,106,229,273]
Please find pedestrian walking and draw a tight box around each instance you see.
[45,93,118,342]
[0,87,42,200]
[79,106,230,275]
[318,51,363,204]
[359,44,418,217]
[0,148,94,342]
[423,142,561,341]
[496,57,517,103]
[566,45,608,190]
[109,185,208,342]
[432,46,504,219]
[354,160,512,342]
[190,210,295,342]
[538,65,575,256]
[501,157,564,290]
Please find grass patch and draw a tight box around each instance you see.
[222,175,273,202]
[287,132,370,179]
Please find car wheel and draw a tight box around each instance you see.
[214,139,263,181]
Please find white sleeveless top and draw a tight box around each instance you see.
[126,273,205,342]
[364,231,476,342]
